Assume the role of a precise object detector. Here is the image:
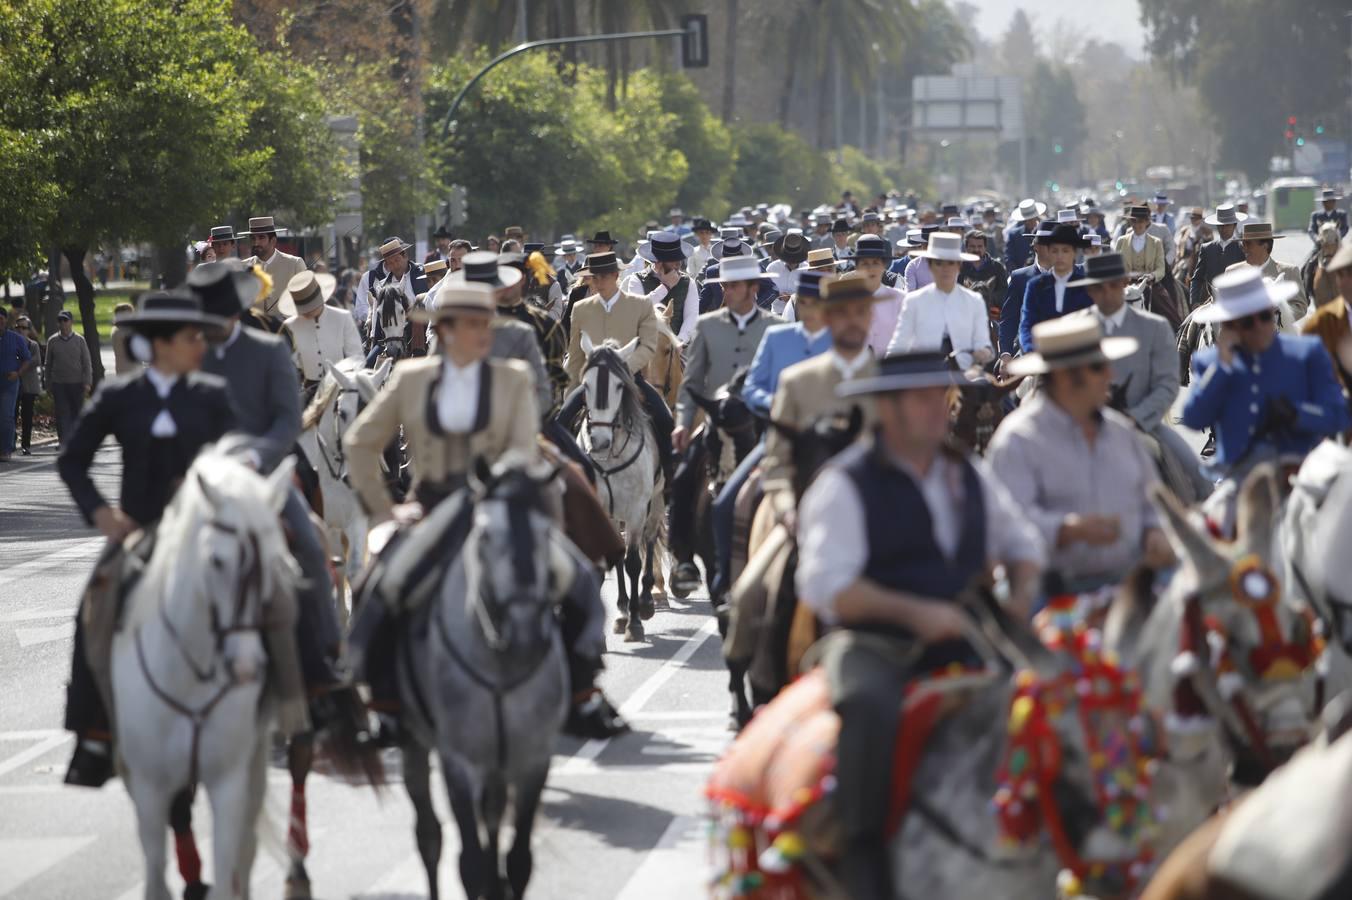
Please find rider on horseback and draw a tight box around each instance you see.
[795,350,1045,900]
[343,282,627,740]
[283,271,363,400]
[58,291,236,786]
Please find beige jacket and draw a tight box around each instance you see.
[242,249,307,316]
[565,291,658,386]
[1113,232,1167,282]
[1225,257,1309,321]
[343,356,539,519]
[762,352,876,493]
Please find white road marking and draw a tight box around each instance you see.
[0,537,102,593]
[15,622,75,648]
[613,814,708,900]
[0,835,96,896]
[0,733,70,778]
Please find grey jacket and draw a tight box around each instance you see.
[676,306,780,430]
[1071,304,1178,431]
[200,325,301,473]
[491,318,551,415]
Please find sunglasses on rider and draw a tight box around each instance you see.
[1233,310,1275,330]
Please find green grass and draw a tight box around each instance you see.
[91,288,144,341]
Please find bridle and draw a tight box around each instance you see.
[582,353,651,512]
[314,383,367,486]
[135,518,267,785]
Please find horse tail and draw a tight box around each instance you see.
[315,687,387,789]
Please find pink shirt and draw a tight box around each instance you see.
[868,285,905,357]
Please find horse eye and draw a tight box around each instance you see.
[210,555,225,570]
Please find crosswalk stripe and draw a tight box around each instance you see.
[0,836,96,896]
[0,537,102,593]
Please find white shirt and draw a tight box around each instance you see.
[829,348,872,380]
[214,322,243,359]
[868,284,906,357]
[600,290,622,314]
[731,308,757,332]
[1053,269,1072,313]
[887,283,992,368]
[1094,304,1128,335]
[1130,233,1147,253]
[796,451,1045,624]
[286,306,364,381]
[145,367,180,437]
[436,359,482,433]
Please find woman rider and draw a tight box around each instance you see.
[343,282,627,740]
[58,290,237,786]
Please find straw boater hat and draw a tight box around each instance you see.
[378,237,413,259]
[1005,316,1138,377]
[1204,203,1249,227]
[818,272,883,304]
[446,250,523,289]
[1192,265,1299,324]
[423,258,449,276]
[706,256,773,284]
[910,231,979,262]
[285,270,338,316]
[837,350,957,396]
[239,216,284,237]
[410,282,496,324]
[116,289,227,330]
[805,248,837,271]
[1237,221,1284,242]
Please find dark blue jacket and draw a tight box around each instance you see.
[1003,222,1038,272]
[1019,266,1092,353]
[1181,333,1348,467]
[1000,263,1042,355]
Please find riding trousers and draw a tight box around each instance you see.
[554,375,675,485]
[281,485,343,684]
[710,443,765,599]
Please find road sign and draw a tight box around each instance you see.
[911,73,1023,141]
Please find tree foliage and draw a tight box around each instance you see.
[728,124,834,210]
[1024,61,1087,188]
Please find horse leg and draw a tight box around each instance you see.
[402,743,443,900]
[169,786,207,900]
[128,773,175,900]
[728,660,754,731]
[637,539,656,621]
[479,774,508,900]
[624,545,645,643]
[505,766,549,900]
[612,556,630,636]
[204,763,252,900]
[442,760,489,900]
[284,735,314,899]
[238,736,270,900]
[651,537,669,607]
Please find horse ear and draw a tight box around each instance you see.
[688,388,719,417]
[1236,463,1280,559]
[328,362,355,392]
[322,360,343,386]
[372,358,393,387]
[1148,482,1226,584]
[617,336,640,362]
[579,331,596,357]
[196,469,225,510]
[265,457,296,515]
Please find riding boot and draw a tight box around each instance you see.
[635,376,675,491]
[64,614,114,788]
[710,444,765,599]
[556,541,628,739]
[668,441,707,592]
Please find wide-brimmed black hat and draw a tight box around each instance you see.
[433,224,452,239]
[841,234,892,261]
[1127,205,1151,220]
[585,251,620,275]
[116,289,227,330]
[447,250,524,289]
[774,231,810,264]
[838,350,956,396]
[831,217,851,234]
[1036,223,1091,248]
[586,231,616,246]
[692,218,715,233]
[186,260,264,319]
[1067,252,1131,287]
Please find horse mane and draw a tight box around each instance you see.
[302,378,339,431]
[586,341,650,433]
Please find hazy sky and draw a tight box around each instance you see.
[967,0,1147,57]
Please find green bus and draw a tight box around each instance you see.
[1267,177,1319,233]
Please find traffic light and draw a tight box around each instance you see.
[1286,129,1295,140]
[1316,124,1326,135]
[1053,143,1063,154]
[1287,115,1298,126]
[1296,138,1306,147]
[680,14,708,68]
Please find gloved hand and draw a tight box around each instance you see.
[1261,396,1299,433]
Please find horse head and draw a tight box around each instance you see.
[465,452,563,654]
[579,333,645,456]
[769,405,865,502]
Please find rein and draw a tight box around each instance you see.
[586,418,648,517]
[314,385,365,486]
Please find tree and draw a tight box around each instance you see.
[1024,61,1087,189]
[0,129,57,297]
[728,123,834,208]
[658,74,736,218]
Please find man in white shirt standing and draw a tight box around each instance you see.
[843,234,905,356]
[888,232,993,370]
[283,271,363,393]
[239,216,307,317]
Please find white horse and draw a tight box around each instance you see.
[111,448,298,900]
[299,357,392,621]
[576,333,665,642]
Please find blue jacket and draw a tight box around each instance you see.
[1019,267,1092,353]
[999,264,1040,355]
[742,322,832,414]
[1181,333,1348,467]
[1004,223,1037,272]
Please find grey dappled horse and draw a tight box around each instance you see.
[397,455,571,900]
[576,334,665,642]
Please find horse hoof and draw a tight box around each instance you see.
[183,883,209,900]
[284,876,312,900]
[638,598,655,620]
[613,616,628,635]
[670,581,692,600]
[624,622,645,642]
[652,589,670,609]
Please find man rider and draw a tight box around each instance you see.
[798,350,1045,899]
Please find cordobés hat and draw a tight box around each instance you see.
[1067,252,1131,287]
[831,217,852,234]
[647,231,693,263]
[239,216,283,237]
[774,231,810,264]
[1005,316,1138,377]
[186,260,264,319]
[378,237,413,259]
[286,270,337,316]
[819,272,879,304]
[794,269,830,299]
[706,256,772,285]
[1127,205,1151,221]
[1204,203,1249,227]
[711,237,749,260]
[1193,265,1298,324]
[448,249,524,289]
[411,282,497,323]
[837,351,957,397]
[1037,222,1091,248]
[584,251,620,275]
[587,230,616,246]
[209,225,237,243]
[910,231,978,263]
[1016,198,1048,220]
[116,289,227,330]
[1319,188,1344,202]
[844,234,892,261]
[1237,221,1284,242]
[692,218,715,233]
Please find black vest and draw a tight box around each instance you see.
[640,271,692,336]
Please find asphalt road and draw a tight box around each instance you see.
[0,443,731,900]
[0,232,1315,899]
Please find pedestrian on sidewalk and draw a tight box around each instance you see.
[43,310,92,445]
[0,306,34,460]
[14,316,42,455]
[109,302,138,375]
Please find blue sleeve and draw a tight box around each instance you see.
[999,272,1023,355]
[1298,341,1351,436]
[742,333,777,414]
[1018,278,1038,355]
[1180,352,1236,430]
[14,333,30,362]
